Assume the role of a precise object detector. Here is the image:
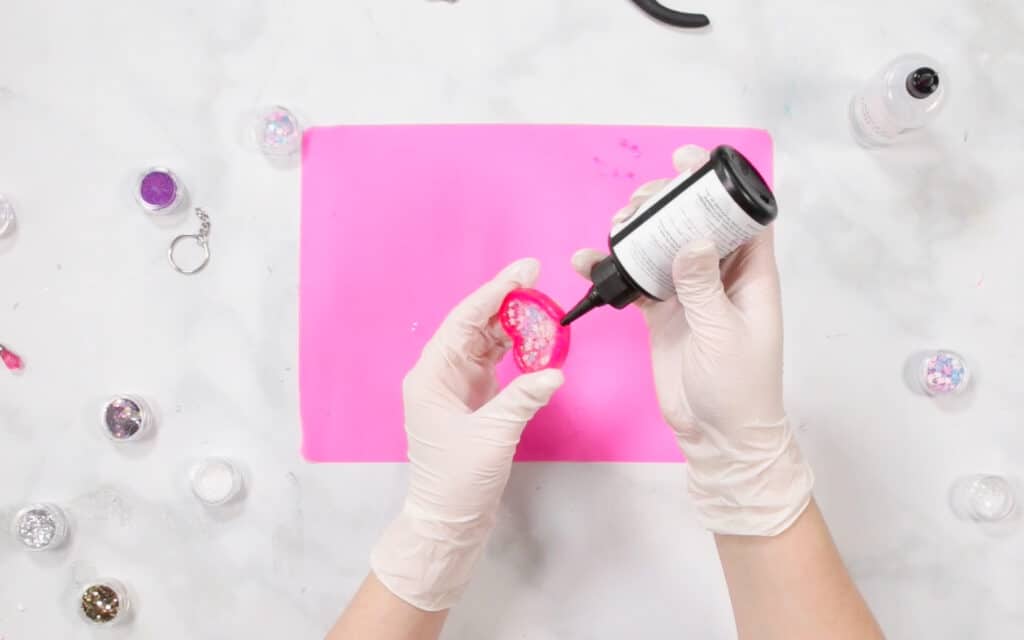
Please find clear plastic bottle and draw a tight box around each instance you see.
[850,54,947,146]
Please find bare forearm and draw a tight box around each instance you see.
[715,500,884,640]
[326,573,448,640]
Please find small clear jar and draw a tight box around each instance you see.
[135,167,186,214]
[11,503,69,551]
[79,579,131,626]
[190,457,244,506]
[251,105,303,158]
[101,395,154,442]
[950,475,1018,523]
[916,349,970,396]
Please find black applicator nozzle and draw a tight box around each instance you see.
[560,287,604,326]
[561,255,641,326]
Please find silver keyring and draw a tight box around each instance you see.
[168,234,210,275]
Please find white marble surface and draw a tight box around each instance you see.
[1,0,1022,637]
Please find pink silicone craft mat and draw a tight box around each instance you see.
[300,125,773,462]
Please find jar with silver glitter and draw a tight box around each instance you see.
[11,503,69,551]
[79,579,131,626]
[101,395,154,442]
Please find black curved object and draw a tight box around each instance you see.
[630,0,710,28]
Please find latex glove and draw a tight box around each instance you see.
[572,145,813,536]
[371,258,565,611]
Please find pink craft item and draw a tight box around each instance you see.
[0,344,23,372]
[498,289,571,373]
[300,124,773,462]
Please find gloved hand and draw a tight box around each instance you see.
[371,258,564,611]
[572,145,813,536]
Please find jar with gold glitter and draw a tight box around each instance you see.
[79,579,131,626]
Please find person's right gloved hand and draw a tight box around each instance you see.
[571,145,814,536]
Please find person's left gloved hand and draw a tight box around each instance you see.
[371,258,565,612]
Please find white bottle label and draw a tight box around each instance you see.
[850,91,901,144]
[611,169,765,300]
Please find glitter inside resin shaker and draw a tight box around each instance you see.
[135,167,185,214]
[919,349,970,396]
[253,105,302,157]
[498,289,571,373]
[190,457,244,506]
[79,580,130,626]
[0,193,15,236]
[102,395,153,442]
[11,503,69,551]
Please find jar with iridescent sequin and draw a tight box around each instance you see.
[101,395,154,442]
[917,349,971,396]
[252,105,303,157]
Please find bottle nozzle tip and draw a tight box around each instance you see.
[560,288,601,326]
[559,309,581,326]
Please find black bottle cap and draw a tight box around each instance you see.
[710,145,777,225]
[906,67,940,99]
[561,256,642,326]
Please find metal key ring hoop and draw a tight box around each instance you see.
[168,234,210,275]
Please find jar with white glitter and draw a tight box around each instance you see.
[190,457,245,506]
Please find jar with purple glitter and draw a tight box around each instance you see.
[918,349,970,396]
[135,167,186,214]
[101,395,154,442]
